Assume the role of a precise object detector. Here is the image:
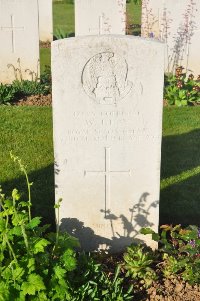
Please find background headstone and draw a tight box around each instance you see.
[52,36,164,252]
[75,0,126,36]
[0,0,40,84]
[38,0,53,42]
[141,0,200,75]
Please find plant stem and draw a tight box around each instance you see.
[21,224,29,254]
[5,235,17,262]
[52,200,61,256]
[23,169,32,222]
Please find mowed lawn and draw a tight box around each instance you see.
[0,107,200,227]
[40,1,141,72]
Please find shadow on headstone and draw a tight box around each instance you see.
[60,192,158,252]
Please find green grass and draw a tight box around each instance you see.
[0,106,54,226]
[0,106,200,227]
[160,107,200,226]
[53,1,75,36]
[40,48,51,74]
[127,2,141,25]
[40,1,75,72]
[127,2,141,35]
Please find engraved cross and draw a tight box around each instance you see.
[84,147,131,213]
[1,15,24,53]
[89,15,103,35]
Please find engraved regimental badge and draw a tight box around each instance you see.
[82,52,133,105]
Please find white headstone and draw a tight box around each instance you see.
[38,0,53,42]
[0,0,40,84]
[142,0,200,75]
[52,36,164,252]
[75,0,126,36]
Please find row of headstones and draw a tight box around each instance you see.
[1,0,200,84]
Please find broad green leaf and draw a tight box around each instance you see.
[21,273,45,296]
[33,238,50,254]
[13,267,24,281]
[0,281,10,301]
[12,213,27,226]
[181,99,188,106]
[61,249,77,271]
[27,258,35,274]
[152,233,160,242]
[54,266,66,280]
[27,217,41,229]
[140,228,155,235]
[10,226,22,236]
[4,199,13,209]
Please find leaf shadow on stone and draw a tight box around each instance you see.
[54,160,60,189]
[60,192,159,252]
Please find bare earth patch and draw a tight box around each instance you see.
[146,278,200,301]
[40,41,51,48]
[13,94,52,106]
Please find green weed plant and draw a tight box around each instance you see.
[123,244,157,288]
[0,84,16,105]
[0,154,134,300]
[0,152,79,300]
[0,77,50,105]
[70,254,133,301]
[141,224,200,284]
[164,67,200,106]
[54,28,70,40]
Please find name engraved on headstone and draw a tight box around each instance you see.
[62,110,154,143]
[92,223,111,229]
[82,52,133,105]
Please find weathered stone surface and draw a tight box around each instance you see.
[142,0,200,75]
[52,35,164,252]
[0,0,40,83]
[75,0,126,36]
[38,0,53,42]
